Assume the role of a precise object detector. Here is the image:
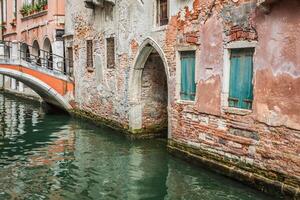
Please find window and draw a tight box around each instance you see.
[16,80,19,90]
[86,40,93,69]
[106,37,115,68]
[1,0,7,23]
[67,47,74,75]
[157,0,168,26]
[13,0,17,18]
[180,51,196,101]
[229,48,254,110]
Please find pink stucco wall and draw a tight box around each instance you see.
[2,0,64,48]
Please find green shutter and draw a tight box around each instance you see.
[180,51,196,101]
[229,48,254,109]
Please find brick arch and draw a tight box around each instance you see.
[128,37,170,136]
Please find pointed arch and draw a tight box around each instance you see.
[128,37,170,137]
[129,37,170,102]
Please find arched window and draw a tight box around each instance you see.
[43,38,53,70]
[32,40,41,66]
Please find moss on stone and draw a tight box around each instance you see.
[167,139,299,199]
[70,108,167,139]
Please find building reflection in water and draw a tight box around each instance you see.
[0,92,274,200]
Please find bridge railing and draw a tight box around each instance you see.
[0,41,73,77]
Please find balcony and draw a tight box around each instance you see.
[84,0,115,9]
[20,1,48,21]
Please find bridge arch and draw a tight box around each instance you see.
[128,37,170,137]
[0,67,72,110]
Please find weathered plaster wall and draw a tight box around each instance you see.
[167,0,300,190]
[254,0,300,130]
[67,0,300,195]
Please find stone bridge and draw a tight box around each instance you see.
[0,41,74,110]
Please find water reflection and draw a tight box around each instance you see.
[0,92,279,200]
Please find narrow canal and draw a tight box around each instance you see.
[0,92,279,200]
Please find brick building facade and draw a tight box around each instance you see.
[65,0,299,197]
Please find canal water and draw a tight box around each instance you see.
[0,92,279,200]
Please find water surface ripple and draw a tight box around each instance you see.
[0,92,279,200]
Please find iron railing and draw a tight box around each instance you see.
[0,41,11,60]
[0,40,73,77]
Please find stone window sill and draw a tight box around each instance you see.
[223,107,252,116]
[3,31,17,37]
[152,25,167,32]
[21,10,48,21]
[176,100,195,105]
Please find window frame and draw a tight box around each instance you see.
[222,41,257,115]
[106,37,115,69]
[13,0,17,19]
[67,46,74,76]
[1,0,7,23]
[175,45,200,104]
[86,40,93,70]
[155,0,169,28]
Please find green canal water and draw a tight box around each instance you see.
[0,92,280,200]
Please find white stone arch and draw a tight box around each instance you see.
[128,37,171,137]
[0,68,72,111]
[43,37,53,52]
[32,40,40,57]
[32,40,41,65]
[20,43,30,61]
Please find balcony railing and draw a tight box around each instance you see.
[0,41,73,77]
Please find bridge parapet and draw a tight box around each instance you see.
[0,41,75,110]
[0,41,72,79]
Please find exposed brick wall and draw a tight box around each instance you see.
[67,0,300,194]
[141,53,168,131]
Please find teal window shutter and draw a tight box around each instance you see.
[180,51,196,101]
[229,48,254,109]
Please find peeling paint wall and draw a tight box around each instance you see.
[66,0,300,192]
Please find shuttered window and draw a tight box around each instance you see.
[229,48,254,109]
[67,47,73,75]
[86,40,93,69]
[180,51,196,101]
[106,37,115,68]
[157,0,168,26]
